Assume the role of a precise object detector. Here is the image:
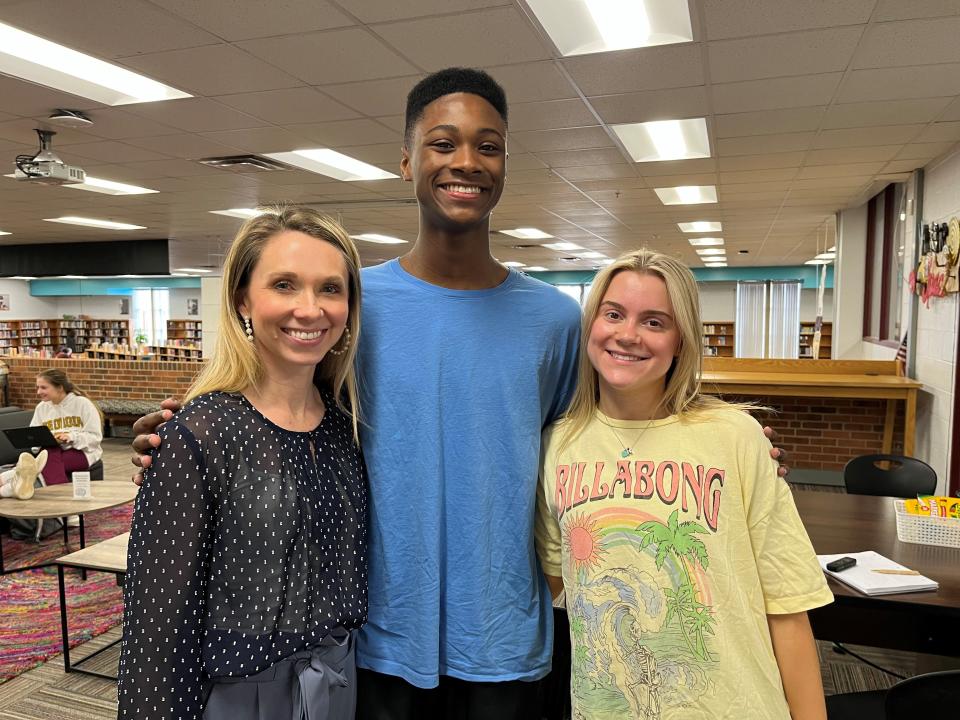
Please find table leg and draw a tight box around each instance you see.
[62,517,69,545]
[905,389,917,457]
[882,400,896,454]
[79,515,86,581]
[58,564,71,672]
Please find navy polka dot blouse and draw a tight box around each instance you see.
[117,389,368,719]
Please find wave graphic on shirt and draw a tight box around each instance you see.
[564,507,717,719]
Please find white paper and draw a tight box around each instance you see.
[817,550,938,596]
[72,471,92,500]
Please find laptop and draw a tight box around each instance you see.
[2,425,59,449]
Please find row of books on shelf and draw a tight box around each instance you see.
[701,321,833,359]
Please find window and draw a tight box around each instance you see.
[864,183,906,342]
[735,280,801,358]
[131,288,170,345]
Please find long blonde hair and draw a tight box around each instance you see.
[562,249,740,447]
[37,368,105,425]
[184,205,363,442]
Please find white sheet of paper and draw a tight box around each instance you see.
[73,471,92,499]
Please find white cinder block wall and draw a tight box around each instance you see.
[912,150,960,493]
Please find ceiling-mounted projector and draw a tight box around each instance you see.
[13,129,85,186]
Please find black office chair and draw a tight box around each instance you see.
[842,454,936,498]
[826,669,960,720]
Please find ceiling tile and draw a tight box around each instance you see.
[119,44,303,96]
[719,168,797,185]
[237,28,419,85]
[147,0,354,40]
[716,132,816,156]
[715,107,825,138]
[631,158,718,177]
[488,62,579,103]
[712,74,843,115]
[122,133,245,159]
[555,164,638,182]
[320,76,423,117]
[813,125,926,148]
[838,65,960,103]
[370,7,551,69]
[822,98,954,129]
[66,109,182,141]
[896,142,958,159]
[854,17,960,68]
[804,146,903,164]
[563,45,704,96]
[508,99,596,132]
[914,122,960,142]
[883,159,928,173]
[214,88,361,125]
[286,119,401,147]
[199,127,317,153]
[701,0,874,40]
[124,98,267,133]
[346,0,510,23]
[511,126,615,153]
[535,148,629,169]
[57,140,172,163]
[0,75,105,120]
[795,162,887,179]
[588,87,708,124]
[938,97,960,122]
[0,0,220,58]
[717,152,806,171]
[708,27,864,83]
[873,0,960,22]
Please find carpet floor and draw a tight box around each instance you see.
[0,504,133,682]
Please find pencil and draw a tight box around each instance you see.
[871,569,921,575]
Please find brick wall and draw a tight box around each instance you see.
[719,395,905,472]
[2,357,200,409]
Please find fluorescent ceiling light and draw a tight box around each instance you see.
[688,237,724,247]
[175,268,213,273]
[815,252,836,260]
[573,251,609,260]
[265,149,397,181]
[805,258,833,265]
[543,241,584,251]
[60,275,88,279]
[503,261,526,268]
[352,233,407,244]
[9,275,35,280]
[678,221,722,233]
[654,185,717,205]
[595,258,615,265]
[696,248,725,256]
[526,0,693,56]
[612,118,710,163]
[0,21,191,105]
[828,245,836,252]
[0,230,10,235]
[65,176,159,195]
[44,216,145,230]
[526,266,548,272]
[210,208,263,219]
[704,262,727,268]
[499,227,554,239]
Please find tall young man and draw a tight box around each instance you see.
[132,67,786,719]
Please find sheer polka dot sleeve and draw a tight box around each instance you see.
[117,418,212,719]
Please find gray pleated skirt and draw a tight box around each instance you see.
[203,629,356,720]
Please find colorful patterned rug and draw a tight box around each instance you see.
[0,504,133,682]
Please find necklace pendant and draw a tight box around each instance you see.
[621,448,632,458]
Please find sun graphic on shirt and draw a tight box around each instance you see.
[563,513,606,574]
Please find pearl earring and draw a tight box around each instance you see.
[327,326,351,356]
[243,316,254,342]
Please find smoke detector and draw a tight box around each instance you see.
[47,109,93,128]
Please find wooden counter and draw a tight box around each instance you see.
[700,358,922,457]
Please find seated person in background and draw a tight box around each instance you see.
[535,249,831,720]
[32,369,102,485]
[117,206,368,719]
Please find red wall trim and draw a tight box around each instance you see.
[863,196,877,338]
[879,185,896,341]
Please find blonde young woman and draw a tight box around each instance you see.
[535,250,832,720]
[117,206,367,720]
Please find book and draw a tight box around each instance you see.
[817,550,938,596]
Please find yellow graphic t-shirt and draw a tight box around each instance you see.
[535,408,833,720]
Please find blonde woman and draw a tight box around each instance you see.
[535,250,831,720]
[117,206,367,720]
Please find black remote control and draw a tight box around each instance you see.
[826,556,857,572]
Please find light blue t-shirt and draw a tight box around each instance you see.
[355,259,581,688]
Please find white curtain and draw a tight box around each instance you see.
[735,281,766,358]
[767,281,801,358]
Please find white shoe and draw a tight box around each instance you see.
[12,452,38,500]
[66,515,80,527]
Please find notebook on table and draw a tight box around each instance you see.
[2,425,59,450]
[817,550,939,596]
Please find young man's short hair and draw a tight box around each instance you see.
[404,67,508,147]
